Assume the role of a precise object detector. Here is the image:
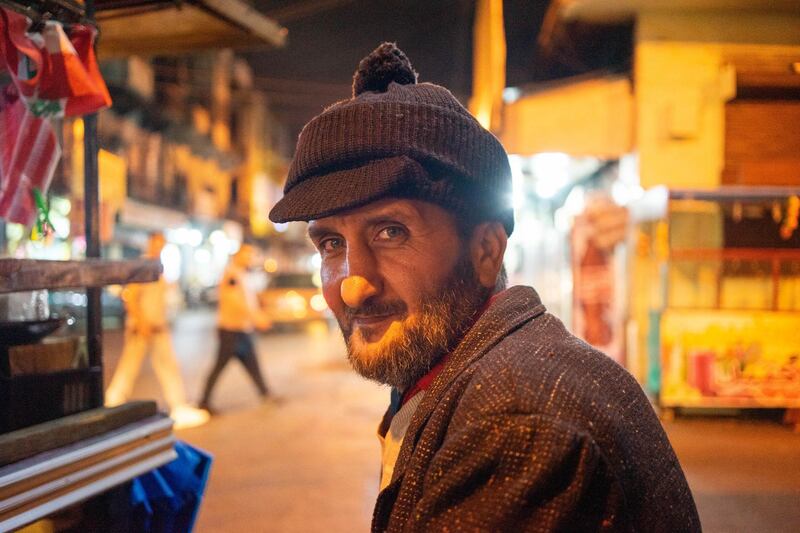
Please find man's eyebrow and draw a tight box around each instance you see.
[362,209,413,226]
[307,224,336,241]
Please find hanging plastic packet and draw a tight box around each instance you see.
[30,20,112,118]
[1,7,112,118]
[0,7,111,226]
[0,84,61,226]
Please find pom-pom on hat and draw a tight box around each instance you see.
[269,42,514,235]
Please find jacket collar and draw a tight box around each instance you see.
[387,285,546,484]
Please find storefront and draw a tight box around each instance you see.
[633,188,800,413]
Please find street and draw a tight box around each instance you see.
[104,309,800,533]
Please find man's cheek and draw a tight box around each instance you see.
[321,271,344,319]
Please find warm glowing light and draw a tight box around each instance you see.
[161,243,182,282]
[264,258,278,273]
[193,247,212,265]
[187,228,203,247]
[508,155,526,209]
[310,294,328,312]
[532,152,570,199]
[284,291,307,312]
[73,118,84,141]
[209,229,227,247]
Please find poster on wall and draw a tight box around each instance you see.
[661,310,800,408]
[571,210,626,365]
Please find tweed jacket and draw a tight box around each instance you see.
[372,286,700,532]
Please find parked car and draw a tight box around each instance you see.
[258,272,329,327]
[49,288,126,331]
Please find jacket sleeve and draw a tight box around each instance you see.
[404,413,628,532]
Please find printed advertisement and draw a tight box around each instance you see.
[660,310,800,407]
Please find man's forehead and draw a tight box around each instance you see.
[307,198,432,232]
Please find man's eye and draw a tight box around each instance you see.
[376,226,406,241]
[319,238,343,253]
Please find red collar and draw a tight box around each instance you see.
[400,290,504,406]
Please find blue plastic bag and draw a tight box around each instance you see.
[130,440,213,532]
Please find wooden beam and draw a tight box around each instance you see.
[0,401,158,467]
[0,414,175,531]
[0,259,161,294]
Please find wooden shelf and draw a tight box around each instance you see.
[0,402,159,467]
[0,259,162,294]
[0,414,175,531]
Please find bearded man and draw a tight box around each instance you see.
[269,43,700,532]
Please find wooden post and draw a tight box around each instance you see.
[83,0,103,408]
[771,257,780,311]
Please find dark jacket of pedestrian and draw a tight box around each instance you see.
[373,286,701,532]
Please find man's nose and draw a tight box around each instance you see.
[340,243,380,308]
[341,275,379,309]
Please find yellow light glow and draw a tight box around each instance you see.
[310,293,328,312]
[73,118,84,141]
[264,258,278,273]
[284,291,307,311]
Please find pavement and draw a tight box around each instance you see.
[103,309,800,532]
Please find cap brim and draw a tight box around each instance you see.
[268,155,429,223]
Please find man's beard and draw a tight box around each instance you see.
[337,254,491,391]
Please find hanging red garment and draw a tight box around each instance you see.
[0,7,111,118]
[0,85,61,225]
[0,7,110,225]
[36,21,112,117]
[0,7,42,101]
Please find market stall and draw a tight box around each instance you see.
[0,0,284,529]
[636,187,800,423]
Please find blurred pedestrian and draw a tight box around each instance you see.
[267,43,700,531]
[106,232,209,429]
[199,243,271,413]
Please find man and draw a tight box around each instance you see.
[106,232,209,430]
[199,243,271,413]
[269,43,700,532]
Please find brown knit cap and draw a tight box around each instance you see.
[268,42,514,235]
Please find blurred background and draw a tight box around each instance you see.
[1,1,799,532]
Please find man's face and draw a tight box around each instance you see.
[308,198,490,390]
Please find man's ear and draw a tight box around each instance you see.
[469,221,507,290]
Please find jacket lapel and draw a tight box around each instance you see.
[389,286,546,483]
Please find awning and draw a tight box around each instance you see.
[94,0,286,57]
[501,74,634,158]
[558,0,800,24]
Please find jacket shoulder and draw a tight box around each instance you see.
[450,312,700,531]
[464,311,642,421]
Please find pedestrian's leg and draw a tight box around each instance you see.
[199,330,236,408]
[150,330,188,411]
[235,333,269,397]
[105,331,147,406]
[151,330,210,429]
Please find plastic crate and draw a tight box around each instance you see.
[0,367,101,433]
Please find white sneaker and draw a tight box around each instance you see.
[170,405,210,430]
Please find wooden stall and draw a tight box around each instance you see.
[0,0,285,528]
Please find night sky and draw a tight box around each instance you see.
[245,0,552,143]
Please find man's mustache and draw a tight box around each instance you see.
[342,299,408,328]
